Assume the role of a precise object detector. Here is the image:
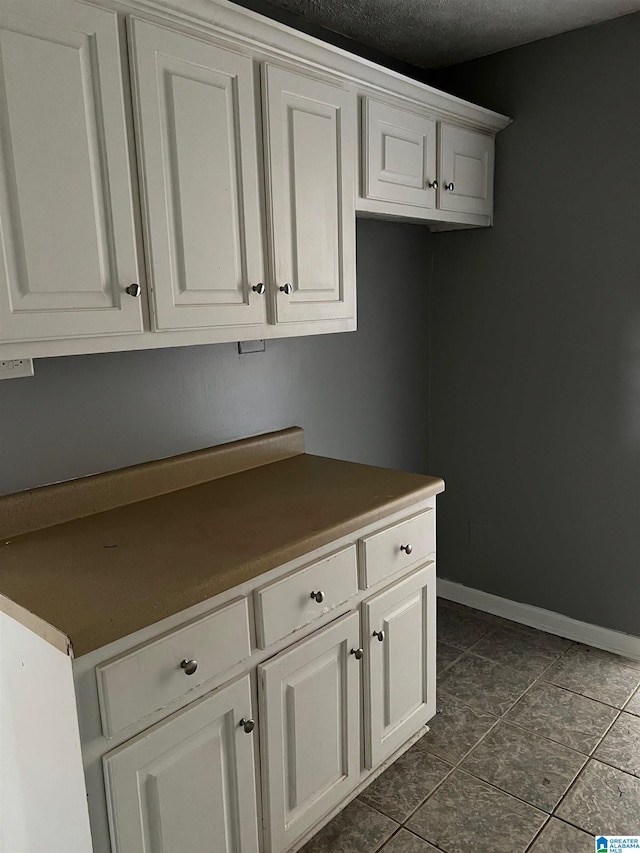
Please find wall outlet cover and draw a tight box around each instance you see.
[0,358,34,380]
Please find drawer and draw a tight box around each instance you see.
[96,596,251,738]
[255,545,358,648]
[359,508,434,588]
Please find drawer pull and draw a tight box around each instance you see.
[400,543,413,555]
[350,647,364,660]
[239,717,255,734]
[373,630,385,642]
[180,659,198,676]
[310,590,325,603]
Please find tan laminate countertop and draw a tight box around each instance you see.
[1,450,443,657]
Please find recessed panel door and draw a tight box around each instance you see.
[438,123,494,215]
[262,64,356,325]
[364,562,436,769]
[258,611,361,853]
[0,0,142,343]
[103,674,259,853]
[365,98,437,208]
[129,19,266,331]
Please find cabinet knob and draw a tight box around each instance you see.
[310,590,324,603]
[125,283,141,297]
[444,182,455,191]
[239,718,255,734]
[180,659,198,676]
[252,282,266,294]
[373,630,385,642]
[279,283,293,294]
[400,543,413,555]
[350,647,364,660]
[428,180,438,189]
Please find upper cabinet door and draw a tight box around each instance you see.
[258,611,361,853]
[262,64,356,325]
[104,674,260,853]
[364,562,436,769]
[364,98,437,209]
[0,0,142,343]
[438,124,494,216]
[128,19,266,331]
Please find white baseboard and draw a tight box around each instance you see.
[437,578,640,662]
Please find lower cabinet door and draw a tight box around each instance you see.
[103,673,259,853]
[363,562,436,769]
[258,611,361,853]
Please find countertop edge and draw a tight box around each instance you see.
[0,594,73,657]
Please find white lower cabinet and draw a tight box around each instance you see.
[103,673,260,853]
[258,611,361,853]
[363,562,436,769]
[84,502,439,853]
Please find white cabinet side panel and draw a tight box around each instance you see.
[0,611,91,853]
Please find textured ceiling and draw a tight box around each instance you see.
[261,0,640,67]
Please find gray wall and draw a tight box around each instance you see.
[0,219,431,495]
[428,14,640,636]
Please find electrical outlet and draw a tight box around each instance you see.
[0,358,35,380]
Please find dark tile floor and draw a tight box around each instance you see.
[302,598,640,853]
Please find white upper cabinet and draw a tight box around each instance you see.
[262,64,356,325]
[360,97,498,224]
[258,611,361,853]
[363,562,436,769]
[438,123,495,216]
[128,19,266,331]
[0,0,508,359]
[0,0,142,343]
[104,674,260,853]
[364,98,437,209]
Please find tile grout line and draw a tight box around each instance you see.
[549,757,595,829]
[539,672,640,711]
[372,825,402,853]
[589,711,640,779]
[418,635,578,786]
[436,634,576,723]
[549,705,628,821]
[395,758,458,827]
[404,641,591,843]
[522,815,552,852]
[433,633,638,837]
[371,608,637,852]
[439,599,640,671]
[438,601,640,669]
